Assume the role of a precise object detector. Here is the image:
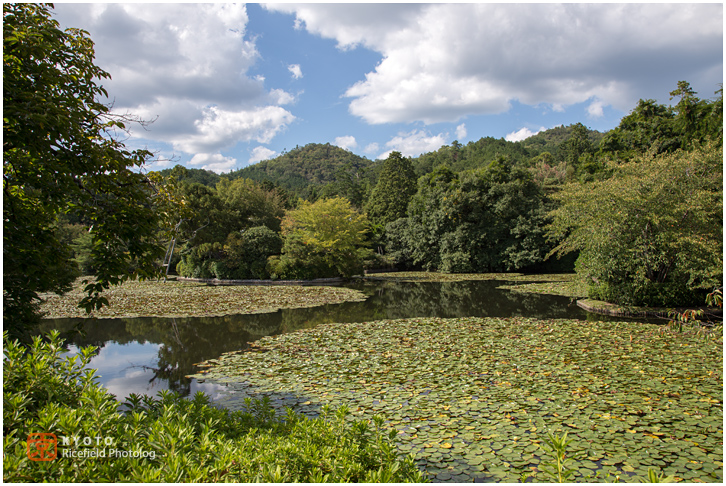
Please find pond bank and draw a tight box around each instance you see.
[577,298,723,321]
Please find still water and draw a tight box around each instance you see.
[37,278,645,400]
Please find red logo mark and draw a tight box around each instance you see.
[27,433,57,461]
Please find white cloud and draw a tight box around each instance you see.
[587,100,606,118]
[334,135,357,151]
[288,64,303,79]
[455,124,467,141]
[170,105,294,154]
[381,129,448,159]
[505,127,546,142]
[53,4,295,160]
[269,89,296,105]
[249,146,278,164]
[189,153,238,174]
[271,3,722,125]
[364,142,380,154]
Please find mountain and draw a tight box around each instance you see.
[226,143,378,196]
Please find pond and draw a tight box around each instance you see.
[36,277,722,483]
[39,277,620,400]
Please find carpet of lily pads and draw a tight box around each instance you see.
[496,278,588,299]
[39,279,367,319]
[190,317,723,483]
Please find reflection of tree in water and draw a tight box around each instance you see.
[36,313,284,396]
[275,280,586,334]
[35,279,590,397]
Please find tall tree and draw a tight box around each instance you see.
[365,152,418,226]
[3,4,170,337]
[548,143,722,307]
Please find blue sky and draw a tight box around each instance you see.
[52,2,723,173]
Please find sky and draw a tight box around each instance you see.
[52,2,724,174]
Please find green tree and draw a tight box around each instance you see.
[270,197,371,279]
[561,122,595,170]
[216,177,286,233]
[548,144,723,307]
[365,152,418,226]
[3,4,170,338]
[402,159,550,272]
[220,226,283,279]
[598,99,679,159]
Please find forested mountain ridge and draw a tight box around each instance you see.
[162,124,604,194]
[227,143,378,195]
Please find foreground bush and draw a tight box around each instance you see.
[2,331,425,482]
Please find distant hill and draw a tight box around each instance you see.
[519,124,605,156]
[158,126,607,196]
[411,124,606,175]
[226,143,378,196]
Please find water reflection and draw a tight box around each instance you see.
[36,278,632,399]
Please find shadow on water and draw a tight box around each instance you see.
[36,278,658,399]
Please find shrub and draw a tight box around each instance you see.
[2,331,426,482]
[221,226,283,280]
[274,198,371,279]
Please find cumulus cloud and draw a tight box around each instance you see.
[587,100,606,118]
[364,142,380,155]
[288,64,303,79]
[505,127,546,143]
[334,136,357,151]
[53,4,295,161]
[455,124,467,141]
[169,105,295,154]
[269,3,722,125]
[380,129,449,159]
[189,153,238,174]
[249,146,278,165]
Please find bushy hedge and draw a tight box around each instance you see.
[176,226,282,280]
[2,331,426,482]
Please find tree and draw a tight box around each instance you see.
[222,226,283,279]
[561,122,595,170]
[548,143,722,307]
[3,4,170,337]
[216,177,286,232]
[269,197,371,279]
[365,152,418,227]
[401,159,550,273]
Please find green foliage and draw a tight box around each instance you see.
[3,4,172,338]
[216,178,286,233]
[228,143,376,199]
[70,231,95,276]
[220,226,283,279]
[549,144,723,307]
[538,432,577,482]
[270,197,372,279]
[526,431,677,483]
[173,178,286,278]
[176,242,225,279]
[598,99,680,159]
[2,331,426,482]
[365,151,418,227]
[159,164,222,188]
[401,159,551,272]
[599,83,722,161]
